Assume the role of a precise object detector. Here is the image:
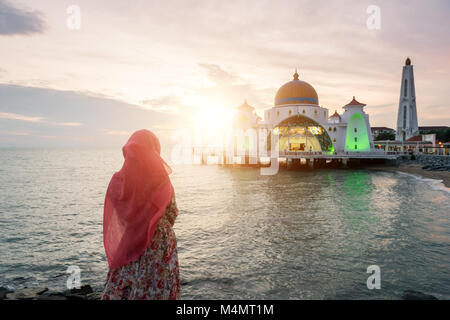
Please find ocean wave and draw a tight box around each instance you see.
[395,171,450,195]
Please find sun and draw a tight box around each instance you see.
[185,94,236,149]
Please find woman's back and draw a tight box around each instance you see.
[102,130,180,300]
[102,195,180,300]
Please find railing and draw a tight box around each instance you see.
[278,150,397,158]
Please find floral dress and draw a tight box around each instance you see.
[102,196,180,300]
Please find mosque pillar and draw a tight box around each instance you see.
[201,151,207,165]
[305,131,308,153]
[342,158,348,168]
[287,158,293,169]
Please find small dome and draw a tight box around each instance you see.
[329,110,341,118]
[405,57,411,65]
[275,71,318,106]
[344,96,366,107]
[238,99,254,110]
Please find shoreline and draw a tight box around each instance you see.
[0,285,439,300]
[363,163,450,189]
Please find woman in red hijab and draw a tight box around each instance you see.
[102,130,180,300]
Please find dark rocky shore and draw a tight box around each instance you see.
[407,154,450,172]
[0,285,439,300]
[0,285,102,300]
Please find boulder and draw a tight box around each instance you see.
[36,290,70,300]
[0,286,13,300]
[5,287,48,300]
[1,285,101,300]
[69,284,93,295]
[402,290,438,300]
[64,293,86,300]
[86,292,102,300]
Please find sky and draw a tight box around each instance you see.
[0,0,449,149]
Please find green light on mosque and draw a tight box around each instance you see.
[345,113,370,151]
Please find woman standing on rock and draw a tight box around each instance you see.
[102,130,180,300]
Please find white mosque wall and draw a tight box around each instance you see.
[265,104,329,127]
[233,109,260,129]
[325,123,347,153]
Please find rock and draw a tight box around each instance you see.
[0,287,14,300]
[36,294,67,300]
[69,284,93,295]
[5,287,48,300]
[402,290,438,300]
[86,292,102,300]
[2,285,101,300]
[37,290,69,300]
[64,293,86,300]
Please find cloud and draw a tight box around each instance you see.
[0,111,83,127]
[0,0,46,35]
[3,131,28,136]
[0,111,43,122]
[198,63,239,86]
[104,130,130,136]
[55,122,83,127]
[141,95,185,114]
[0,84,182,148]
[1,0,449,131]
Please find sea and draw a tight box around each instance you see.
[0,148,449,299]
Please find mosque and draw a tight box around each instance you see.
[217,58,445,165]
[232,69,376,162]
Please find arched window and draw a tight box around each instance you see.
[289,110,292,116]
[302,109,305,114]
[277,111,280,118]
[314,110,317,117]
[333,127,336,132]
[355,137,357,142]
[355,144,358,150]
[328,127,332,131]
[404,79,408,97]
[354,128,357,132]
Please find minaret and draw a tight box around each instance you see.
[396,57,419,141]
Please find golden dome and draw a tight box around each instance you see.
[275,70,318,106]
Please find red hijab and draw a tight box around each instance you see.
[103,130,174,269]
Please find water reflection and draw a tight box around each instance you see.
[0,150,449,299]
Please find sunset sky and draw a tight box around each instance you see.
[0,0,449,149]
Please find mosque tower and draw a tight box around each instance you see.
[396,57,419,141]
